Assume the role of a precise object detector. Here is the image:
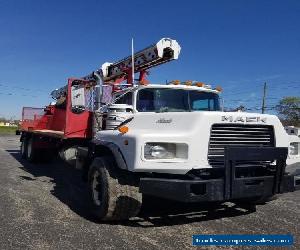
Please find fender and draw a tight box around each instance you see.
[92,140,128,170]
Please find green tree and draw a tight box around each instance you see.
[276,96,300,126]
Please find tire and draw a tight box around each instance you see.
[88,157,142,221]
[40,149,56,163]
[26,137,39,162]
[20,138,27,159]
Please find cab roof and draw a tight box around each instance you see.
[115,84,220,95]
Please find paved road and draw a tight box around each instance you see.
[0,135,299,250]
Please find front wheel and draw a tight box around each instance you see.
[88,157,142,221]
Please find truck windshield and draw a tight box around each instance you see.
[136,88,220,112]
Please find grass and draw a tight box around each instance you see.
[0,126,18,134]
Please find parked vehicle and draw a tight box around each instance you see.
[20,38,299,221]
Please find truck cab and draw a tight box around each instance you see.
[83,82,299,220]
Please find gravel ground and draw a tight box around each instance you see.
[0,135,299,250]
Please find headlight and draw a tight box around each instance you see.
[144,143,188,160]
[289,142,299,156]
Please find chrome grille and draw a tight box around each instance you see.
[208,124,275,167]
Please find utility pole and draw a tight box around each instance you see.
[261,82,267,114]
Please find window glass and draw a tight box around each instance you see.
[115,92,133,105]
[136,88,220,112]
[190,91,219,111]
[137,88,189,112]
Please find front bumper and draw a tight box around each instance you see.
[139,147,298,202]
[139,174,296,202]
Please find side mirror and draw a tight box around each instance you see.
[71,85,86,114]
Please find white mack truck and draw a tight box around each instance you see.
[20,38,300,221]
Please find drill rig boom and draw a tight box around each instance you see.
[83,38,181,84]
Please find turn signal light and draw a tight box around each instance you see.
[118,126,129,134]
[139,79,149,85]
[185,80,192,86]
[215,86,223,92]
[172,80,180,85]
[195,82,205,87]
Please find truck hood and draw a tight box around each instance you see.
[98,111,289,174]
[129,111,283,133]
[128,111,288,149]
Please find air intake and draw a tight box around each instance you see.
[208,124,275,167]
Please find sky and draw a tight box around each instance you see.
[0,0,299,119]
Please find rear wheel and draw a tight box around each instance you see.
[26,137,39,162]
[20,138,27,159]
[40,148,56,163]
[88,157,142,221]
